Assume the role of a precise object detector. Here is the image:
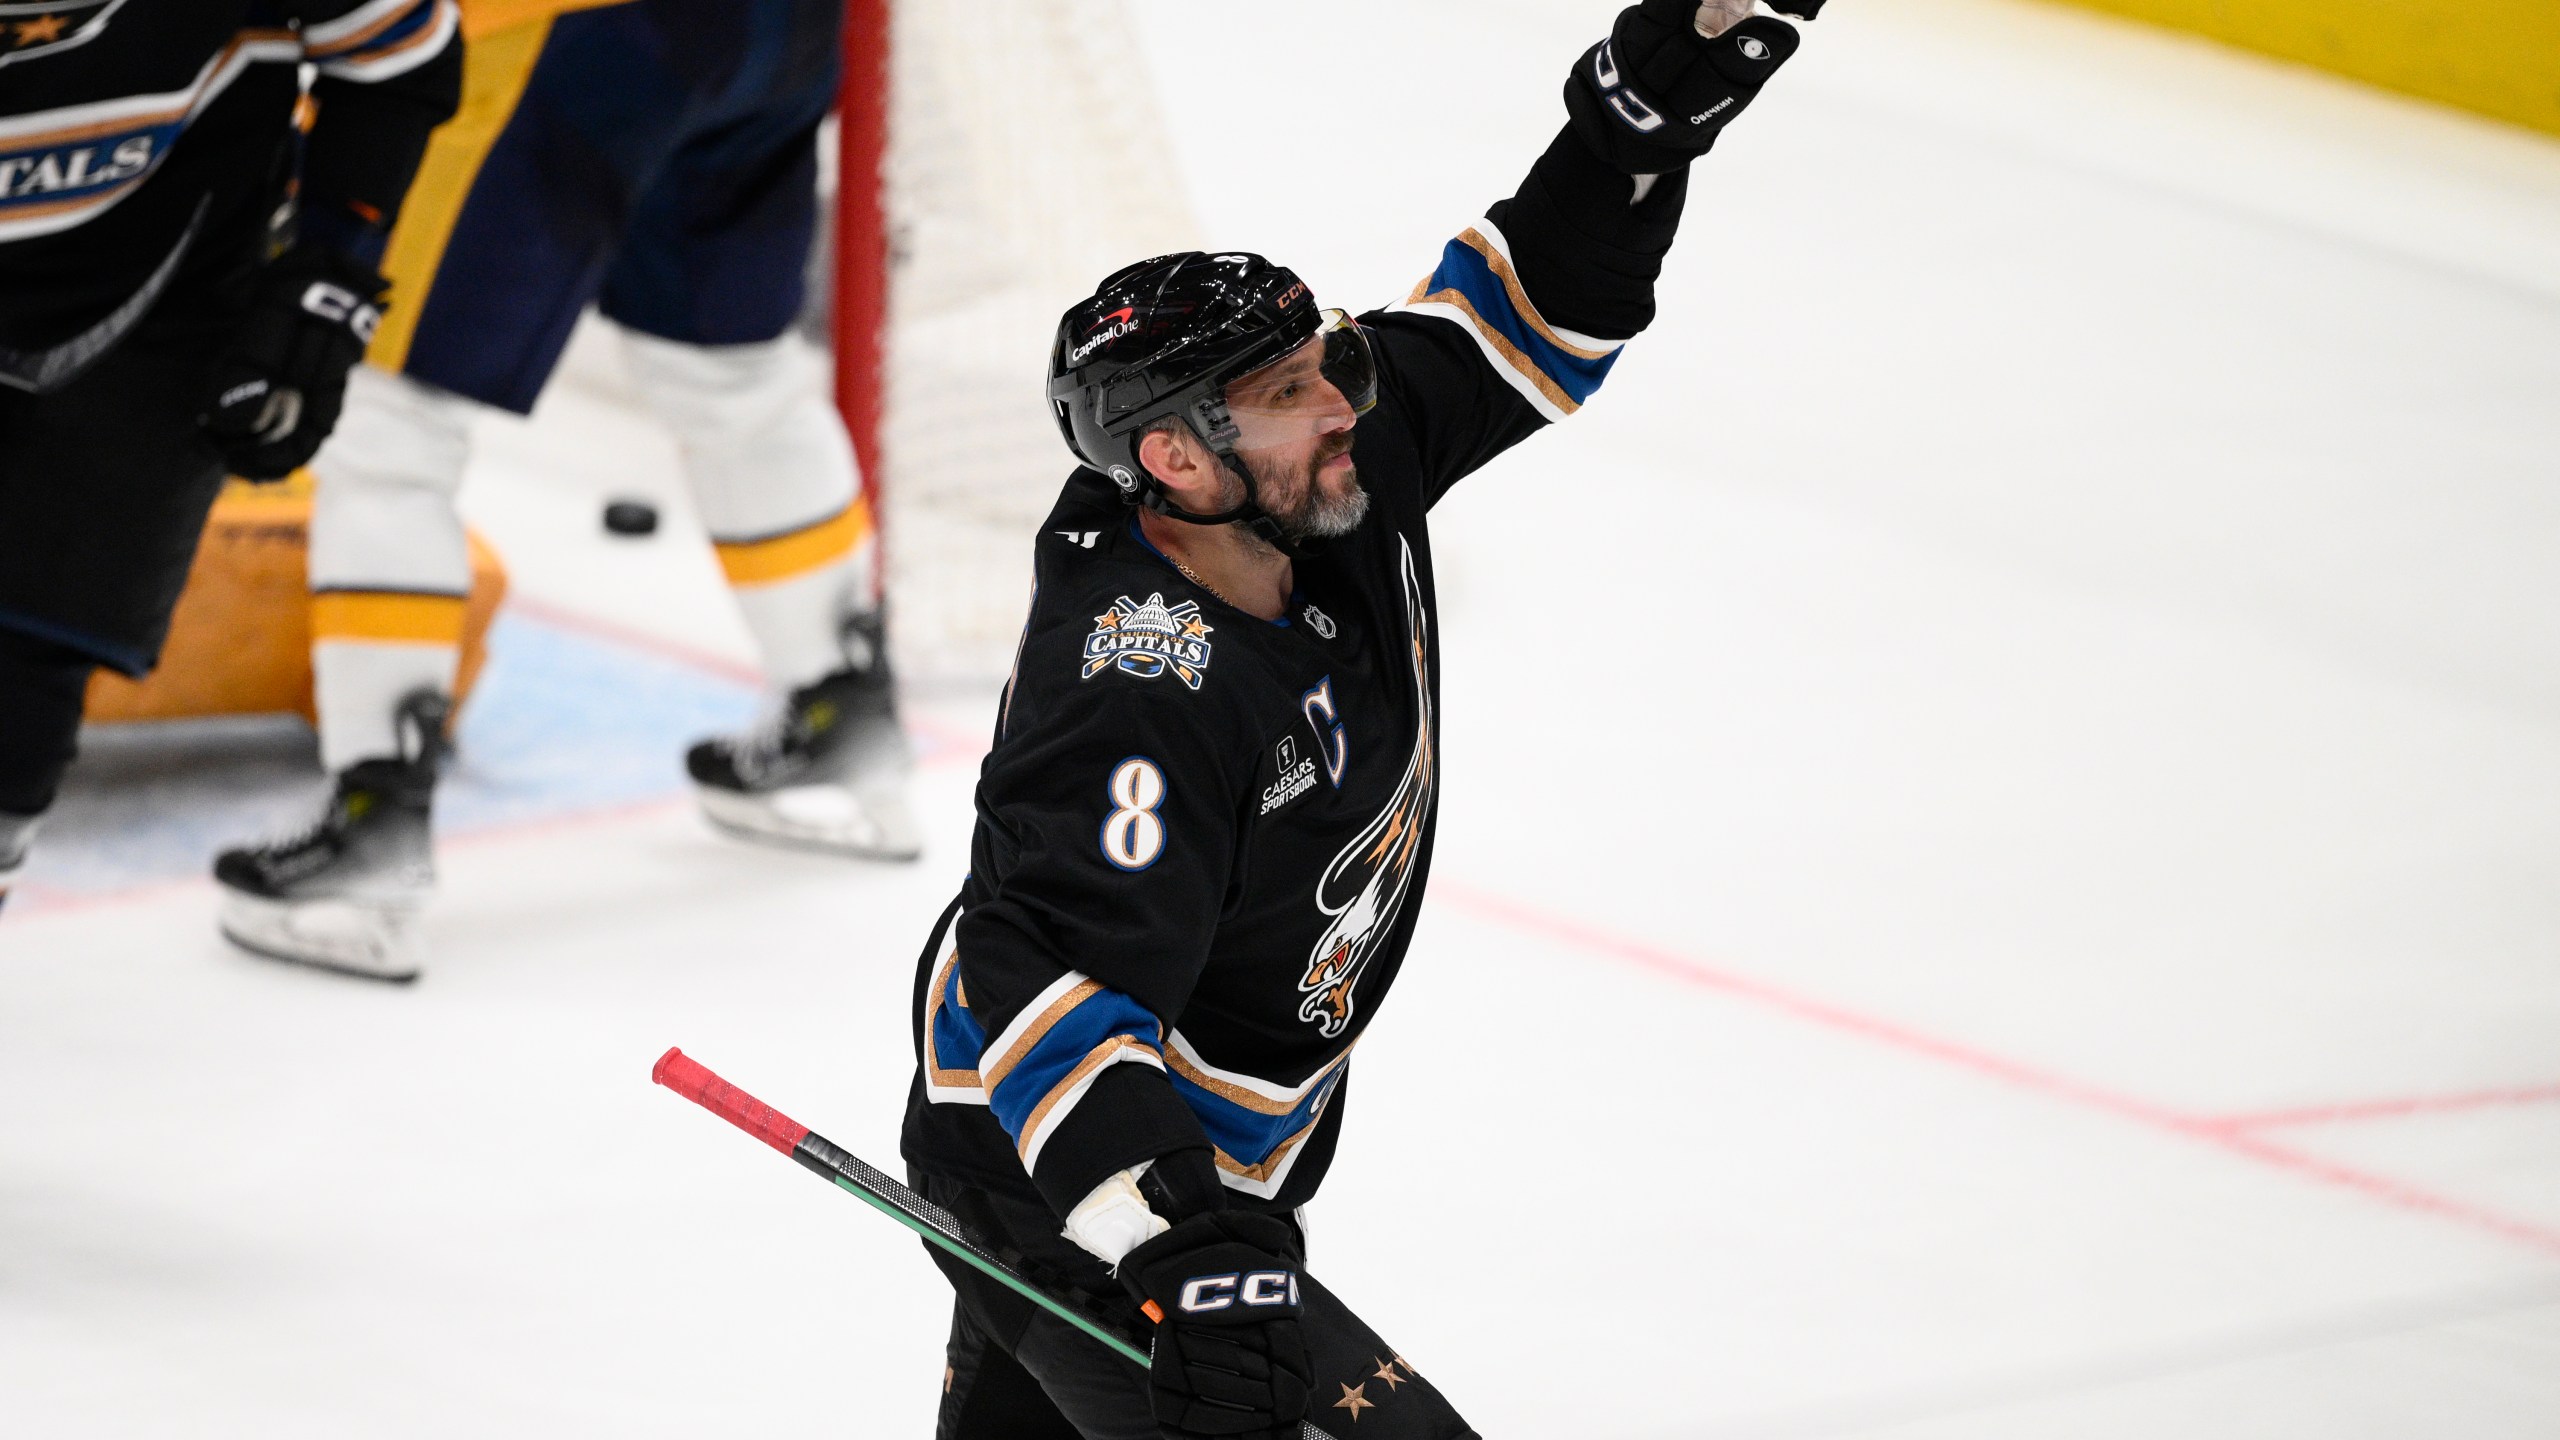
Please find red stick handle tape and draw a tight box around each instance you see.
[653,1047,812,1156]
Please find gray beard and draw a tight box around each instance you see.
[1290,477,1371,539]
[1232,454,1369,544]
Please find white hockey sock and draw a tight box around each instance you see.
[619,328,881,692]
[307,367,476,773]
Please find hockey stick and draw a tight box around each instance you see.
[652,1048,1341,1440]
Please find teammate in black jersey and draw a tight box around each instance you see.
[898,4,1825,1435]
[0,1,461,910]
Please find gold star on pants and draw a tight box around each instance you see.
[1371,1356,1404,1390]
[16,12,69,43]
[1333,1381,1375,1419]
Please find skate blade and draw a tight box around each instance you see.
[218,891,424,983]
[695,783,924,862]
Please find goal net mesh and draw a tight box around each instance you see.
[860,0,1202,687]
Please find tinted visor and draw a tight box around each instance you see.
[1218,310,1379,454]
[1318,310,1379,416]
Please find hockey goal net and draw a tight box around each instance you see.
[834,0,1202,688]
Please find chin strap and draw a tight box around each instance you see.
[1139,452,1303,557]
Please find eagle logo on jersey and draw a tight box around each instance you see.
[1298,539,1436,1038]
[1083,593,1214,690]
[0,1,124,68]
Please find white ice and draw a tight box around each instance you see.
[7,0,2559,1434]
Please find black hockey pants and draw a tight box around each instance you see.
[915,1170,1478,1440]
[0,261,247,820]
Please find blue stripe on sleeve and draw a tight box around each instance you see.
[985,988,1163,1143]
[1165,1066,1345,1169]
[1422,237,1621,406]
[353,2,438,57]
[931,962,988,1074]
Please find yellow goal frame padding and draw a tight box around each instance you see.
[84,475,508,726]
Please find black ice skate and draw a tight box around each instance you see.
[213,692,445,982]
[686,621,920,861]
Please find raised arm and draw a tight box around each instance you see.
[1373,0,1823,503]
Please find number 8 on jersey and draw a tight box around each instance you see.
[1101,757,1167,871]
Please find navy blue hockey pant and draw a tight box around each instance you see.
[373,0,842,413]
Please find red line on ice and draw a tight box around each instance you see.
[1435,882,2560,1262]
[8,795,696,917]
[2201,1084,2560,1132]
[504,595,989,764]
[12,605,987,917]
[506,594,764,686]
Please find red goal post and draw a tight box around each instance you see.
[833,0,891,588]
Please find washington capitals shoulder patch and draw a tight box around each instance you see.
[1082,593,1214,691]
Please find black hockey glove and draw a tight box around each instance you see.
[1565,0,1822,175]
[1121,1211,1313,1439]
[200,247,389,481]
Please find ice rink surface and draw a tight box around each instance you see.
[7,1,2559,1434]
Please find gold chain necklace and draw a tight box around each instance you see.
[1162,549,1237,610]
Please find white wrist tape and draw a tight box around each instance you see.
[1061,1163,1172,1269]
[1694,0,1759,38]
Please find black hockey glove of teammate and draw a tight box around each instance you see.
[200,247,390,481]
[1566,0,1823,175]
[1121,1211,1314,1439]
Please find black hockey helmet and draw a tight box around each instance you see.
[1046,251,1376,538]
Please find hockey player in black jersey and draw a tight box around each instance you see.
[0,0,462,910]
[899,3,1824,1435]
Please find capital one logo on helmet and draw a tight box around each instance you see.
[1067,309,1140,367]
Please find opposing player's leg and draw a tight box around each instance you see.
[916,1171,1477,1439]
[599,6,919,861]
[619,331,920,860]
[211,368,474,980]
[210,5,696,973]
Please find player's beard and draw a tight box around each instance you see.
[1242,433,1367,543]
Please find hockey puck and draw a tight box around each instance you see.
[602,499,659,537]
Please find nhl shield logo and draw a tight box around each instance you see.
[0,0,127,67]
[1082,593,1215,690]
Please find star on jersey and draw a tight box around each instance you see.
[1333,1382,1375,1419]
[1081,592,1214,690]
[0,0,123,67]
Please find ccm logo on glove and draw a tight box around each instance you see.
[1593,39,1671,133]
[299,281,382,343]
[1178,1269,1301,1313]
